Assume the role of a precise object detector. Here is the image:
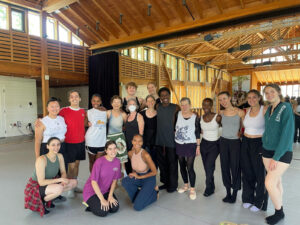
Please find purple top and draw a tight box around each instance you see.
[83,156,121,202]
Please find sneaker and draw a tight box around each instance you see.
[243,203,252,209]
[189,190,197,200]
[67,189,75,198]
[250,205,260,212]
[177,186,189,193]
[53,195,67,203]
[74,187,83,193]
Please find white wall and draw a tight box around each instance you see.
[0,76,37,137]
[36,86,89,115]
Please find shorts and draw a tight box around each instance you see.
[86,146,105,155]
[66,142,86,163]
[39,185,47,201]
[262,148,293,164]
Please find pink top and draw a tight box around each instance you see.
[83,156,121,202]
[131,149,149,173]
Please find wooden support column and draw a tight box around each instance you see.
[156,48,161,88]
[250,71,258,90]
[41,11,49,116]
[228,73,233,95]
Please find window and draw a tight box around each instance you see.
[122,49,129,56]
[58,23,69,43]
[137,47,143,61]
[72,34,81,45]
[130,48,137,59]
[46,17,55,40]
[28,12,40,36]
[149,49,155,64]
[11,9,24,31]
[0,4,8,30]
[144,48,149,61]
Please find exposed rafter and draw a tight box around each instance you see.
[43,0,77,13]
[150,0,170,27]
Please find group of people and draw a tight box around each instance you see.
[24,81,295,225]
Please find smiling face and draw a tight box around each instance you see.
[111,98,122,110]
[264,86,280,104]
[160,90,170,105]
[202,99,213,114]
[47,101,60,116]
[68,91,81,107]
[147,83,157,95]
[91,96,102,109]
[127,85,137,96]
[132,135,143,150]
[47,139,61,154]
[180,100,191,112]
[105,143,117,159]
[247,92,261,107]
[218,94,231,109]
[146,96,155,109]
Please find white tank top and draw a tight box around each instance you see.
[175,111,196,144]
[41,116,67,143]
[85,108,107,147]
[243,106,265,136]
[200,114,219,141]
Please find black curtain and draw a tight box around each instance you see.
[88,51,119,109]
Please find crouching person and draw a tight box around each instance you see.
[122,134,159,211]
[24,137,77,216]
[82,140,121,217]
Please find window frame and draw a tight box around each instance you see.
[58,22,71,43]
[0,3,9,30]
[28,10,41,37]
[11,8,25,32]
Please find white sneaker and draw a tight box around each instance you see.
[243,203,252,209]
[177,186,189,193]
[250,205,260,212]
[189,190,197,200]
[67,189,75,198]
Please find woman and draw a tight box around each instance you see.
[85,94,107,172]
[107,95,128,175]
[82,141,121,217]
[293,97,300,143]
[140,95,157,166]
[175,97,200,200]
[124,98,144,174]
[24,137,77,216]
[241,90,268,212]
[35,98,67,160]
[262,84,294,225]
[60,90,86,197]
[218,91,245,203]
[122,82,145,112]
[200,98,221,197]
[147,82,160,105]
[122,134,159,211]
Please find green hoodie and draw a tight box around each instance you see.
[262,102,294,161]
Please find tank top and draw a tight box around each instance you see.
[156,103,177,148]
[200,114,219,141]
[41,116,67,143]
[32,155,60,182]
[85,108,107,147]
[124,113,139,150]
[131,149,149,173]
[243,106,265,136]
[108,112,123,134]
[221,113,241,139]
[122,97,140,113]
[140,110,157,146]
[175,111,197,144]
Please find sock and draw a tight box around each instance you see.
[222,188,231,202]
[266,207,285,224]
[229,190,238,203]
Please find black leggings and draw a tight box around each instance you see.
[295,115,300,143]
[86,193,119,217]
[178,156,196,188]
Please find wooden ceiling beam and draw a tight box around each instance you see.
[1,0,42,10]
[59,9,104,43]
[43,0,77,13]
[226,59,300,70]
[85,0,130,36]
[240,0,245,9]
[171,0,186,23]
[191,0,204,19]
[130,2,155,30]
[51,12,93,45]
[150,0,170,27]
[215,0,224,14]
[68,4,112,40]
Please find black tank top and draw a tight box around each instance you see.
[140,110,157,146]
[124,113,139,150]
[122,97,140,113]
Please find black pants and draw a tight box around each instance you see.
[145,144,158,168]
[295,115,300,143]
[219,137,241,190]
[178,156,196,187]
[86,193,119,217]
[200,139,220,192]
[241,136,268,209]
[156,146,178,192]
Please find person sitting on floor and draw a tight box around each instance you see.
[82,140,121,217]
[122,134,159,211]
[24,137,77,216]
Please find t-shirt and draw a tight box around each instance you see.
[59,107,86,144]
[85,108,107,147]
[83,156,121,202]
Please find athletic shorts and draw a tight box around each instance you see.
[39,185,47,201]
[262,148,293,164]
[86,146,105,155]
[65,142,86,163]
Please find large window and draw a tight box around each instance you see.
[137,47,143,61]
[11,9,24,31]
[72,34,81,45]
[28,12,40,36]
[0,4,8,30]
[144,48,149,61]
[46,17,55,39]
[58,24,69,43]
